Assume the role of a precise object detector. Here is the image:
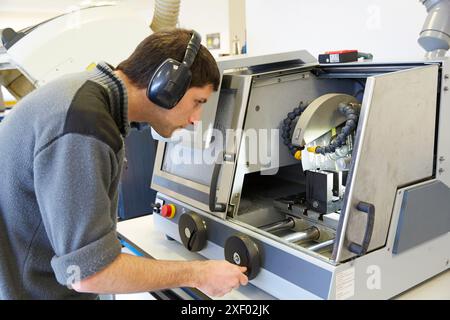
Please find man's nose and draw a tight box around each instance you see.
[189,108,203,124]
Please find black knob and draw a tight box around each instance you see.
[224,235,261,280]
[151,203,161,214]
[178,212,207,252]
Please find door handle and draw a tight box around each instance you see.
[209,152,227,212]
[348,201,375,256]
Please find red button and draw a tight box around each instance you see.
[161,204,176,219]
[325,49,358,54]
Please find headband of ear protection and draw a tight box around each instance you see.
[147,30,202,110]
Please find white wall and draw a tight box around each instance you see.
[179,0,231,57]
[229,0,246,54]
[0,0,83,29]
[0,0,232,57]
[246,0,431,61]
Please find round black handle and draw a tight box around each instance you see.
[224,235,261,280]
[178,212,207,252]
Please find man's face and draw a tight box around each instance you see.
[153,84,214,138]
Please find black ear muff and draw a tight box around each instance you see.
[147,30,202,110]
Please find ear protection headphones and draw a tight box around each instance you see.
[147,30,202,110]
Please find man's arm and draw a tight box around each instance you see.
[34,133,247,297]
[74,253,248,297]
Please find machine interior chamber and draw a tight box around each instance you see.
[232,164,338,259]
[223,68,371,260]
[171,65,370,259]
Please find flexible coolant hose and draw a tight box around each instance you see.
[150,0,181,32]
[281,102,308,159]
[313,102,359,155]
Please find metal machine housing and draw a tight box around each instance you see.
[151,51,450,299]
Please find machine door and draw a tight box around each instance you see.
[333,64,439,262]
[151,75,252,219]
[152,51,319,219]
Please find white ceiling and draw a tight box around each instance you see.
[0,0,119,12]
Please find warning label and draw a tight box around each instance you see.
[335,267,355,300]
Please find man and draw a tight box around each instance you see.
[0,28,248,300]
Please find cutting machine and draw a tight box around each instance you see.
[151,50,450,299]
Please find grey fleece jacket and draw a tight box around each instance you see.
[0,62,130,299]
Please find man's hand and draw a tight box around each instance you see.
[191,260,249,297]
[72,254,249,296]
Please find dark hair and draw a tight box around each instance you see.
[117,28,220,91]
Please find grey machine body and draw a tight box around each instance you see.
[149,2,450,299]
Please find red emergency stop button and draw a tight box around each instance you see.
[161,204,176,219]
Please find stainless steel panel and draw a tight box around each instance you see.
[334,65,439,262]
[436,58,450,186]
[393,180,450,254]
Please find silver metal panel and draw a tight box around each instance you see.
[436,58,450,186]
[215,50,317,73]
[213,76,254,218]
[155,215,322,299]
[156,185,450,299]
[329,180,449,299]
[334,65,439,262]
[393,180,450,254]
[154,193,335,299]
[328,234,449,299]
